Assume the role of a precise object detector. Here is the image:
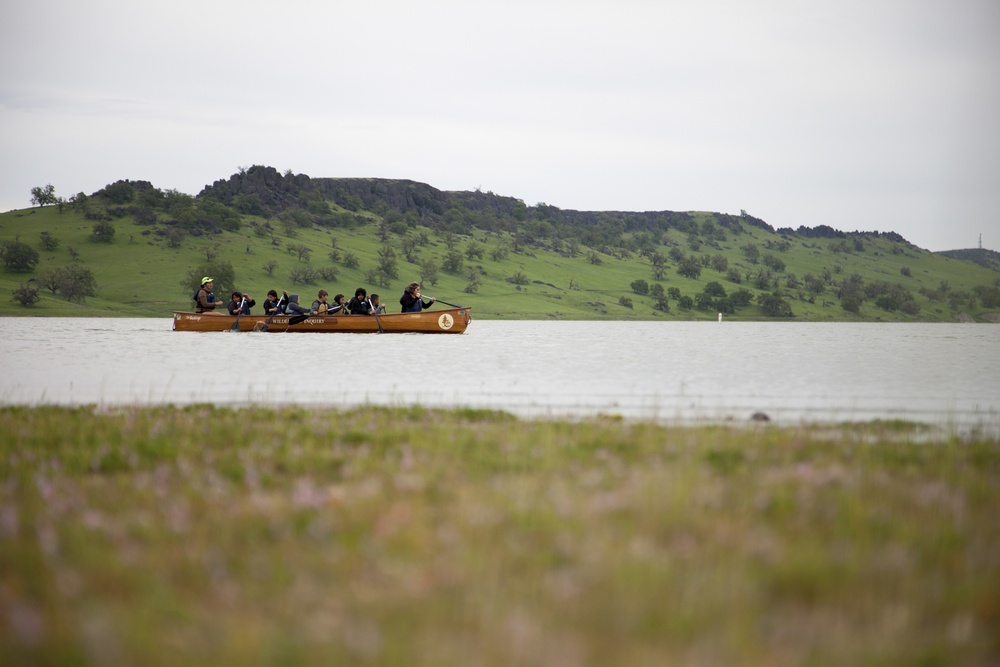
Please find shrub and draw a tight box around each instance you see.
[703,281,727,297]
[58,265,97,302]
[0,239,39,272]
[11,283,40,306]
[91,221,116,243]
[758,291,794,317]
[289,267,318,285]
[39,231,60,250]
[677,257,702,279]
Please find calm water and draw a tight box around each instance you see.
[1,318,997,431]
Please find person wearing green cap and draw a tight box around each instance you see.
[195,277,226,314]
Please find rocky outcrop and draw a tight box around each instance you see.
[199,165,311,212]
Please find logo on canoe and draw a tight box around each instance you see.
[438,313,454,330]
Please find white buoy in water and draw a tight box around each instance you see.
[718,312,722,323]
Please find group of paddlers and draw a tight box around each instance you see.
[194,278,437,317]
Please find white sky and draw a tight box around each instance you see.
[2,0,998,251]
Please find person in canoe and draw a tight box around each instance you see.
[369,294,386,315]
[311,289,331,314]
[195,277,227,315]
[285,293,311,317]
[347,288,371,315]
[262,290,284,315]
[329,293,347,314]
[227,291,255,316]
[399,282,436,313]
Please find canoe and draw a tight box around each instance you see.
[172,306,472,334]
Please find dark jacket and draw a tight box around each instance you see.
[400,292,433,313]
[262,296,284,315]
[227,297,256,316]
[347,296,370,315]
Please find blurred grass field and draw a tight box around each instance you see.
[1,406,998,666]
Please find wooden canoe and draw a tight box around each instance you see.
[172,306,472,334]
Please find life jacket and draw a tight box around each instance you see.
[194,289,215,312]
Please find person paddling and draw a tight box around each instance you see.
[399,282,436,313]
[195,277,227,315]
[347,288,370,315]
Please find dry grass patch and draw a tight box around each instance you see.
[1,407,998,666]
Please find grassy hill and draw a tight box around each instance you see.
[1,168,998,321]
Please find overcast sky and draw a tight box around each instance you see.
[2,0,998,251]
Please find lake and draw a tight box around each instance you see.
[1,318,997,433]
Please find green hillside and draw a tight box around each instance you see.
[2,167,998,321]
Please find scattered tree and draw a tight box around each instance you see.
[490,244,510,262]
[181,262,235,298]
[287,243,313,262]
[703,281,727,297]
[0,239,40,272]
[677,257,702,279]
[11,283,40,306]
[761,253,786,272]
[91,221,116,243]
[30,184,57,207]
[758,291,793,317]
[37,269,63,294]
[167,229,185,248]
[464,271,481,294]
[443,248,464,274]
[289,267,318,284]
[630,279,649,295]
[465,240,485,261]
[57,264,97,302]
[419,257,439,286]
[39,231,60,251]
[507,271,529,285]
[377,245,399,282]
[342,252,360,269]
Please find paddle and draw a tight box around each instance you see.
[259,295,284,332]
[369,299,384,334]
[424,296,464,309]
[229,297,247,331]
[288,303,347,326]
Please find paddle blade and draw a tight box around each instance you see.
[230,319,241,331]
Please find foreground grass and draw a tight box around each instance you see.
[1,406,998,666]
